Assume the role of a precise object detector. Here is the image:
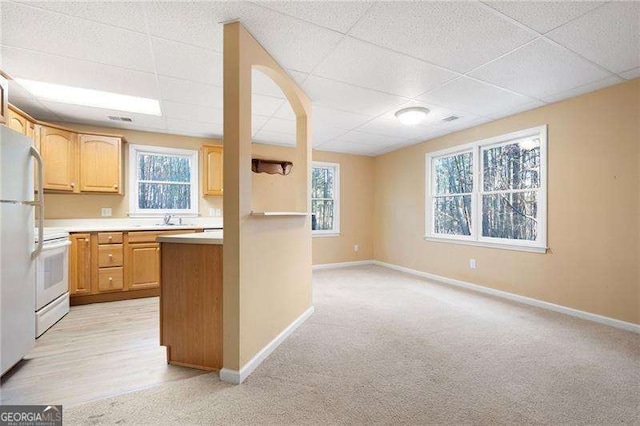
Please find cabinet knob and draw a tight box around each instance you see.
[70,182,75,188]
[108,236,113,240]
[108,254,113,259]
[109,277,113,282]
[113,184,118,189]
[156,247,160,252]
[84,238,89,243]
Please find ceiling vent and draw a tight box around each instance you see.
[108,116,133,122]
[442,115,460,122]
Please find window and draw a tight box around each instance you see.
[426,125,547,253]
[128,144,199,216]
[311,162,340,236]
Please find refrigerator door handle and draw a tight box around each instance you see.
[30,146,44,258]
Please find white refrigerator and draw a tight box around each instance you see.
[0,125,44,376]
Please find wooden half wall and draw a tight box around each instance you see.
[222,22,313,373]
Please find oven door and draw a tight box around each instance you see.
[36,238,71,311]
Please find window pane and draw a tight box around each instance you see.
[138,153,191,182]
[138,183,191,210]
[482,191,537,241]
[434,152,473,195]
[312,167,334,199]
[483,138,540,191]
[433,195,472,236]
[312,200,334,231]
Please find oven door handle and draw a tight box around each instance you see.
[41,240,72,251]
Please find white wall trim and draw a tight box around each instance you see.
[373,260,640,334]
[312,260,374,270]
[219,306,315,384]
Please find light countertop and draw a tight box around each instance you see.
[43,218,223,233]
[157,230,223,245]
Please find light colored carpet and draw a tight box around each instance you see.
[65,265,640,425]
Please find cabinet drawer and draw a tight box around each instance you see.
[98,244,123,267]
[98,232,123,244]
[98,267,124,292]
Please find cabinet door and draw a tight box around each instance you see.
[6,107,29,136]
[128,243,160,291]
[69,234,92,295]
[202,145,223,196]
[79,135,122,193]
[40,126,77,192]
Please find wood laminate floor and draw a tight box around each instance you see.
[0,297,206,407]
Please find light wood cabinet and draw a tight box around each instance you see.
[98,267,124,292]
[79,134,122,193]
[69,234,92,295]
[127,243,161,291]
[202,144,223,196]
[40,125,77,192]
[6,107,34,137]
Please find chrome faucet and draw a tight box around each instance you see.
[163,213,173,225]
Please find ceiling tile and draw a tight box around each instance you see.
[223,2,344,73]
[146,2,224,51]
[303,75,406,116]
[39,100,167,130]
[253,129,296,147]
[251,115,269,134]
[260,117,296,135]
[620,68,640,81]
[470,38,610,99]
[153,38,223,85]
[312,125,347,146]
[252,95,285,117]
[350,1,535,73]
[162,101,223,125]
[257,1,372,33]
[159,76,223,109]
[315,141,380,156]
[485,1,605,34]
[18,1,148,32]
[487,100,546,120]
[548,2,640,74]
[2,2,155,72]
[357,117,437,140]
[418,77,538,117]
[314,37,457,98]
[312,105,373,130]
[166,118,223,138]
[541,75,623,104]
[331,130,405,148]
[252,69,286,99]
[2,46,159,99]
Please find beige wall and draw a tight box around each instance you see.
[312,150,375,265]
[43,122,223,219]
[374,79,640,325]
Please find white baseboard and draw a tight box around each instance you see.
[374,260,640,334]
[312,260,374,270]
[219,306,315,384]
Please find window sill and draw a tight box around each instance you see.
[423,236,548,254]
[312,232,341,238]
[128,213,200,218]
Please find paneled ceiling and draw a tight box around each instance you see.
[1,1,638,156]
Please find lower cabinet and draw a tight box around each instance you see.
[68,229,198,304]
[127,243,160,291]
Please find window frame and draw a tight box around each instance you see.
[311,161,341,237]
[425,125,547,253]
[128,144,199,217]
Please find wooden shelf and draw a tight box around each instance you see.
[250,211,309,217]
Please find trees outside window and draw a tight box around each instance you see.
[312,162,340,235]
[128,145,199,216]
[426,125,547,252]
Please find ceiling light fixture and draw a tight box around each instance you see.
[15,78,162,116]
[394,106,430,126]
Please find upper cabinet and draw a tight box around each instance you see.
[6,106,34,138]
[202,144,223,196]
[79,135,122,193]
[40,126,78,192]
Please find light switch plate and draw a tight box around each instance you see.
[101,208,112,217]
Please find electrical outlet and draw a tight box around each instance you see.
[354,244,359,252]
[101,208,112,217]
[469,259,476,269]
[209,208,215,216]
[215,208,222,216]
